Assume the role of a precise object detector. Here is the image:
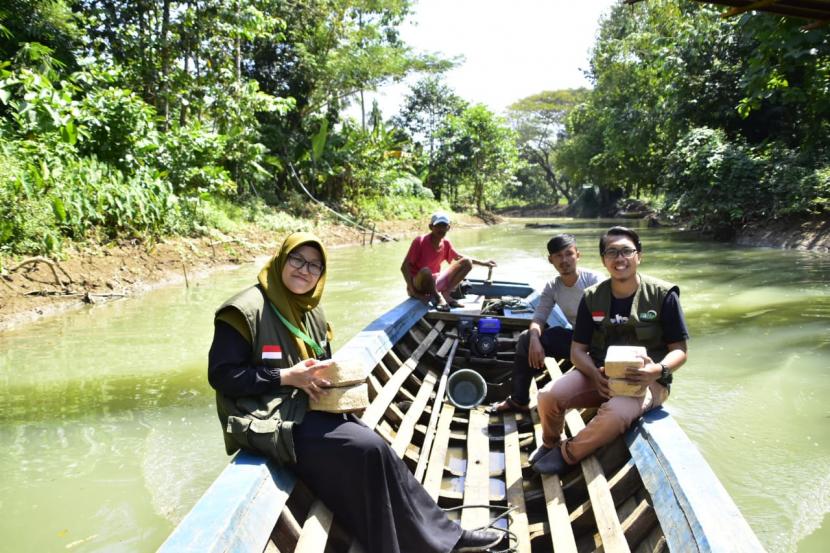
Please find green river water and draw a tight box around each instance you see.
[1,218,828,552]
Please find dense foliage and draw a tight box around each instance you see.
[554,0,829,236]
[2,0,827,256]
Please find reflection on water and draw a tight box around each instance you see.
[0,219,828,552]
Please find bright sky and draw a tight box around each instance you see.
[360,0,620,120]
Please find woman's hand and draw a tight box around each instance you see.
[281,359,332,401]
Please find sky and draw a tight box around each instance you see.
[357,0,620,120]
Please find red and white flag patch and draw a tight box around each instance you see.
[262,345,283,360]
[592,311,605,323]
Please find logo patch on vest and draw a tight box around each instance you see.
[639,309,658,321]
[592,311,605,323]
[262,345,283,359]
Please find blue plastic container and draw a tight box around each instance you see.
[477,317,501,334]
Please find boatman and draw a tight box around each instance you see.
[401,211,496,310]
[490,234,603,414]
[531,226,689,474]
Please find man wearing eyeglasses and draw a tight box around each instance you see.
[531,226,689,475]
[401,212,496,310]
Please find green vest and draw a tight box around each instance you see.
[214,285,329,466]
[583,274,678,387]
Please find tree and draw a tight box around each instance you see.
[507,88,588,204]
[435,104,519,212]
[246,0,451,199]
[393,76,466,198]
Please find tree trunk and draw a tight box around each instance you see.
[160,0,171,130]
[527,147,572,203]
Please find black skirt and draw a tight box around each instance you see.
[292,411,462,553]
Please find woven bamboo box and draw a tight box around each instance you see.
[605,345,647,397]
[309,359,370,413]
[603,345,646,378]
[310,382,369,413]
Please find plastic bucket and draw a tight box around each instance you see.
[446,369,488,409]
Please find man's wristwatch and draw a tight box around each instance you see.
[659,362,671,381]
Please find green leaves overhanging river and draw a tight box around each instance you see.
[1,219,828,552]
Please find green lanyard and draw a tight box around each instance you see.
[269,303,326,357]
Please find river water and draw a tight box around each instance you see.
[1,218,828,552]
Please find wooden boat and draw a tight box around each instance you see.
[159,279,764,553]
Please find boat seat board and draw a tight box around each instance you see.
[461,408,491,530]
[423,402,456,500]
[528,378,578,553]
[361,320,444,429]
[503,413,531,553]
[414,339,459,481]
[563,407,630,553]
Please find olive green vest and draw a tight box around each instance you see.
[214,285,329,466]
[583,274,678,387]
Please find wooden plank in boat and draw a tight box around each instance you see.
[626,409,766,553]
[620,498,658,548]
[461,408,491,530]
[564,405,630,553]
[391,369,438,457]
[529,368,578,553]
[294,501,334,553]
[361,321,444,429]
[436,336,454,358]
[503,412,531,553]
[423,402,456,500]
[415,340,460,482]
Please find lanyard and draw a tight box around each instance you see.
[269,303,325,357]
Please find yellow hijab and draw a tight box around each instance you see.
[257,232,328,359]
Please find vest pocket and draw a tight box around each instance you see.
[223,389,307,466]
[634,324,659,341]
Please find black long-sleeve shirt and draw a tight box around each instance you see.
[207,320,281,398]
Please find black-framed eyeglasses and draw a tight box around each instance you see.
[603,247,638,259]
[287,253,325,276]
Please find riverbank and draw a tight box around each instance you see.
[498,205,830,252]
[0,214,490,332]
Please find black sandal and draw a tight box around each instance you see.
[488,397,530,414]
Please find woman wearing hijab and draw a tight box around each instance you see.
[208,232,501,553]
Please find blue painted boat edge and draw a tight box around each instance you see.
[157,299,427,552]
[157,452,296,552]
[627,408,765,553]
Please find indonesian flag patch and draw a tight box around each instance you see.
[592,311,606,323]
[262,345,283,360]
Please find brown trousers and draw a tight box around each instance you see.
[537,369,669,464]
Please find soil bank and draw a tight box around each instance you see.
[0,215,488,332]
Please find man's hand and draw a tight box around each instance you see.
[281,359,332,402]
[407,284,432,303]
[527,334,546,369]
[481,259,497,268]
[591,366,612,399]
[625,354,661,384]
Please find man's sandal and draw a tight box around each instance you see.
[488,397,530,414]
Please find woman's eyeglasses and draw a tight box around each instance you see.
[287,253,325,276]
[602,247,638,259]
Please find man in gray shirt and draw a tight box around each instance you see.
[491,234,603,414]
